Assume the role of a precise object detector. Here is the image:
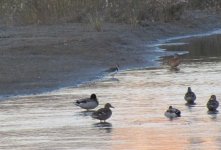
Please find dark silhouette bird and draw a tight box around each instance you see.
[167,54,181,69]
[92,103,114,122]
[74,94,99,110]
[184,87,196,104]
[164,106,181,118]
[207,95,219,111]
[105,64,119,77]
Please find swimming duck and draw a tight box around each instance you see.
[164,106,181,118]
[207,95,219,111]
[92,103,114,122]
[184,87,196,104]
[74,94,99,110]
[167,54,181,69]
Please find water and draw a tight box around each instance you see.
[1,34,221,149]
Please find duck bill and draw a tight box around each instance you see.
[110,105,114,108]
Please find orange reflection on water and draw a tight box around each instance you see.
[112,127,189,150]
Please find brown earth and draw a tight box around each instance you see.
[0,10,221,97]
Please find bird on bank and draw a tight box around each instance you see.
[167,54,182,69]
[164,106,181,118]
[105,64,119,77]
[184,87,196,104]
[207,95,219,111]
[74,94,99,110]
[92,103,114,122]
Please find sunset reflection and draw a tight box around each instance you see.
[1,36,221,149]
[112,127,188,150]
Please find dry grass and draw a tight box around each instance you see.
[88,13,103,32]
[0,0,220,26]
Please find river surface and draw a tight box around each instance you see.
[1,33,221,150]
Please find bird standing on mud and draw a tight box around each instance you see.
[74,94,99,111]
[184,87,196,104]
[105,64,119,77]
[164,106,181,118]
[92,103,114,122]
[207,95,219,111]
[167,54,182,69]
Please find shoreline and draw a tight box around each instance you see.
[1,28,220,101]
[0,10,221,99]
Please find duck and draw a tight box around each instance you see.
[74,94,99,110]
[184,87,196,104]
[105,64,119,77]
[207,95,219,111]
[92,103,114,122]
[167,54,181,69]
[164,106,181,118]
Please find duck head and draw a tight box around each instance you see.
[105,103,114,109]
[90,94,97,99]
[169,106,173,109]
[187,87,192,92]
[210,95,216,101]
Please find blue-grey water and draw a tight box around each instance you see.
[1,33,221,150]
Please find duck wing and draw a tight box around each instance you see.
[92,108,107,117]
[75,98,90,105]
[207,100,219,109]
[172,108,181,117]
[185,92,196,100]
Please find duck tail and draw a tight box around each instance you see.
[74,101,80,106]
[176,110,181,117]
[91,113,98,119]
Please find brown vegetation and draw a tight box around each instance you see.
[0,0,221,26]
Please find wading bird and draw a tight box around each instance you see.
[105,64,119,77]
[92,103,114,122]
[167,54,181,69]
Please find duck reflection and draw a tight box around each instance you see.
[93,122,113,133]
[103,77,120,83]
[207,110,219,120]
[185,102,196,108]
[169,67,180,72]
[76,110,96,117]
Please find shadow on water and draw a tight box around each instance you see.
[166,117,181,121]
[169,67,180,72]
[102,77,120,83]
[93,122,113,133]
[185,102,197,107]
[207,110,219,115]
[75,110,96,117]
[208,111,219,120]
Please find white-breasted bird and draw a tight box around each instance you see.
[74,94,99,110]
[164,106,181,118]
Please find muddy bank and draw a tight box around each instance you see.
[0,10,221,97]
